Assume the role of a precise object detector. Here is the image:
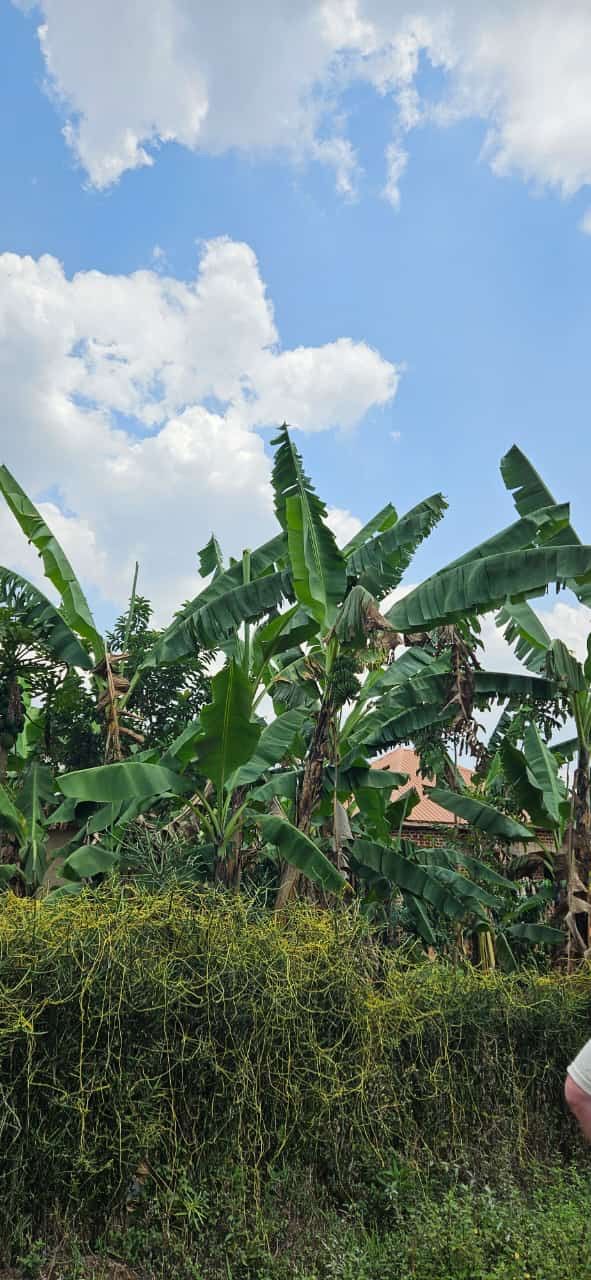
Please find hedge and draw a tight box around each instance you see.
[0,889,588,1252]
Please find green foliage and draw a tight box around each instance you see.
[260,814,347,894]
[0,568,93,671]
[427,788,535,841]
[501,443,591,606]
[9,1164,591,1279]
[0,891,587,1273]
[192,658,261,793]
[0,464,103,659]
[388,545,591,632]
[107,596,210,750]
[344,494,448,598]
[43,670,103,770]
[272,424,346,628]
[2,429,591,948]
[58,760,192,804]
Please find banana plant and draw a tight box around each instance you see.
[0,762,81,890]
[0,466,104,660]
[382,446,591,951]
[264,430,576,908]
[53,658,346,898]
[0,467,107,771]
[123,425,449,907]
[269,426,450,906]
[494,448,591,956]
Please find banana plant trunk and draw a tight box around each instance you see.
[215,787,246,889]
[572,744,591,953]
[275,697,333,909]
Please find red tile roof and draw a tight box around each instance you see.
[372,747,473,825]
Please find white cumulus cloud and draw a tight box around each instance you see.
[326,507,363,547]
[12,0,591,214]
[0,237,397,623]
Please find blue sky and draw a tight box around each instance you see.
[1,1,591,638]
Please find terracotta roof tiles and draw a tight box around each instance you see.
[371,746,472,825]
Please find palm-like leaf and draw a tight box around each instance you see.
[143,570,291,668]
[0,568,93,669]
[193,660,261,793]
[523,723,567,827]
[260,813,346,894]
[504,922,563,944]
[499,740,553,829]
[352,837,500,920]
[140,533,288,670]
[350,702,452,754]
[251,607,317,675]
[416,843,517,892]
[501,445,591,606]
[387,546,591,632]
[0,466,103,657]
[58,761,191,803]
[62,844,119,879]
[19,763,54,883]
[550,736,578,761]
[198,534,224,578]
[547,639,586,693]
[473,670,558,701]
[272,425,345,628]
[0,780,27,844]
[345,495,447,598]
[441,503,570,573]
[341,503,398,556]
[230,709,308,788]
[497,601,551,673]
[427,787,534,840]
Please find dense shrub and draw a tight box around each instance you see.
[0,889,589,1268]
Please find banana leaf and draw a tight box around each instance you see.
[249,770,301,805]
[62,844,120,880]
[352,838,496,920]
[143,569,291,667]
[504,922,563,944]
[550,736,578,761]
[547,639,586,692]
[0,780,27,844]
[19,763,54,883]
[230,709,308,788]
[272,425,345,628]
[500,445,591,606]
[0,568,93,669]
[500,740,553,830]
[473,670,558,701]
[193,660,261,793]
[356,649,449,705]
[346,494,448,596]
[341,503,398,556]
[351,702,452,753]
[140,533,288,669]
[260,813,346,893]
[414,843,517,892]
[252,606,317,673]
[0,465,104,657]
[497,601,551,673]
[440,503,570,573]
[523,723,566,826]
[198,534,224,578]
[387,546,591,632]
[58,761,191,804]
[402,894,437,945]
[427,787,534,840]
